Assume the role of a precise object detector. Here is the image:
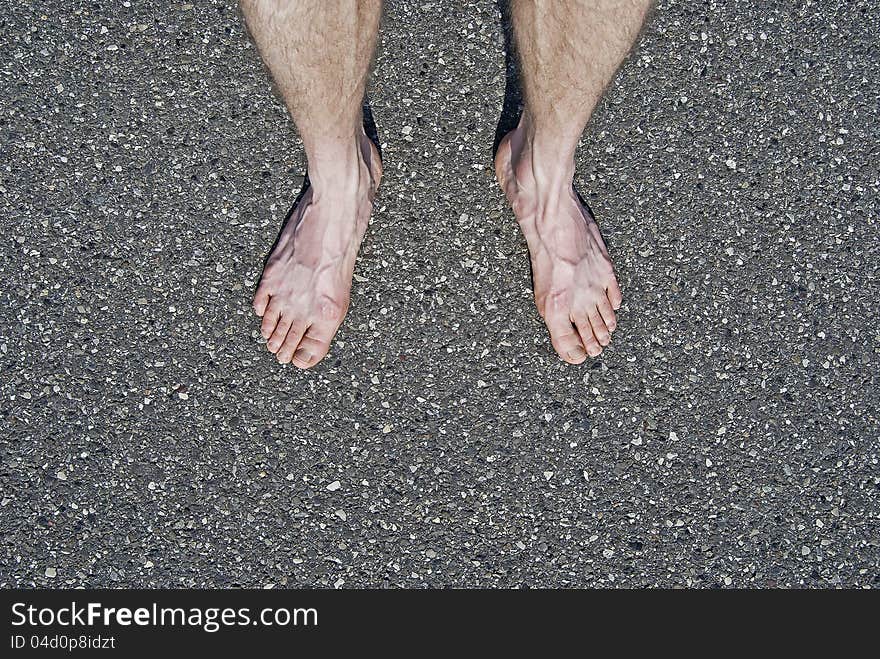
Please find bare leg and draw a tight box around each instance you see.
[241,0,383,368]
[496,0,652,363]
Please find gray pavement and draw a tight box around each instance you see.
[1,0,878,588]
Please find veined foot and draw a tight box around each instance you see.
[495,125,622,364]
[253,132,381,368]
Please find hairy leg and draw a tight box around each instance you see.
[496,0,652,363]
[241,0,383,368]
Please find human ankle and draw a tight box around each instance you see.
[305,135,370,195]
[516,145,576,193]
[515,116,577,192]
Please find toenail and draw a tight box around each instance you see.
[294,348,312,364]
[567,347,586,361]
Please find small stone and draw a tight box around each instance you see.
[425,549,437,559]
[56,471,67,481]
[335,509,347,521]
[801,545,811,556]
[45,567,57,578]
[543,471,553,480]
[326,480,341,491]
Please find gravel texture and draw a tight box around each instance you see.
[1,0,878,588]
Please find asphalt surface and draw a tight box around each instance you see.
[1,0,878,588]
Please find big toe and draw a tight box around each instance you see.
[290,323,336,370]
[545,313,589,364]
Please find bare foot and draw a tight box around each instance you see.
[495,123,622,364]
[253,132,381,368]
